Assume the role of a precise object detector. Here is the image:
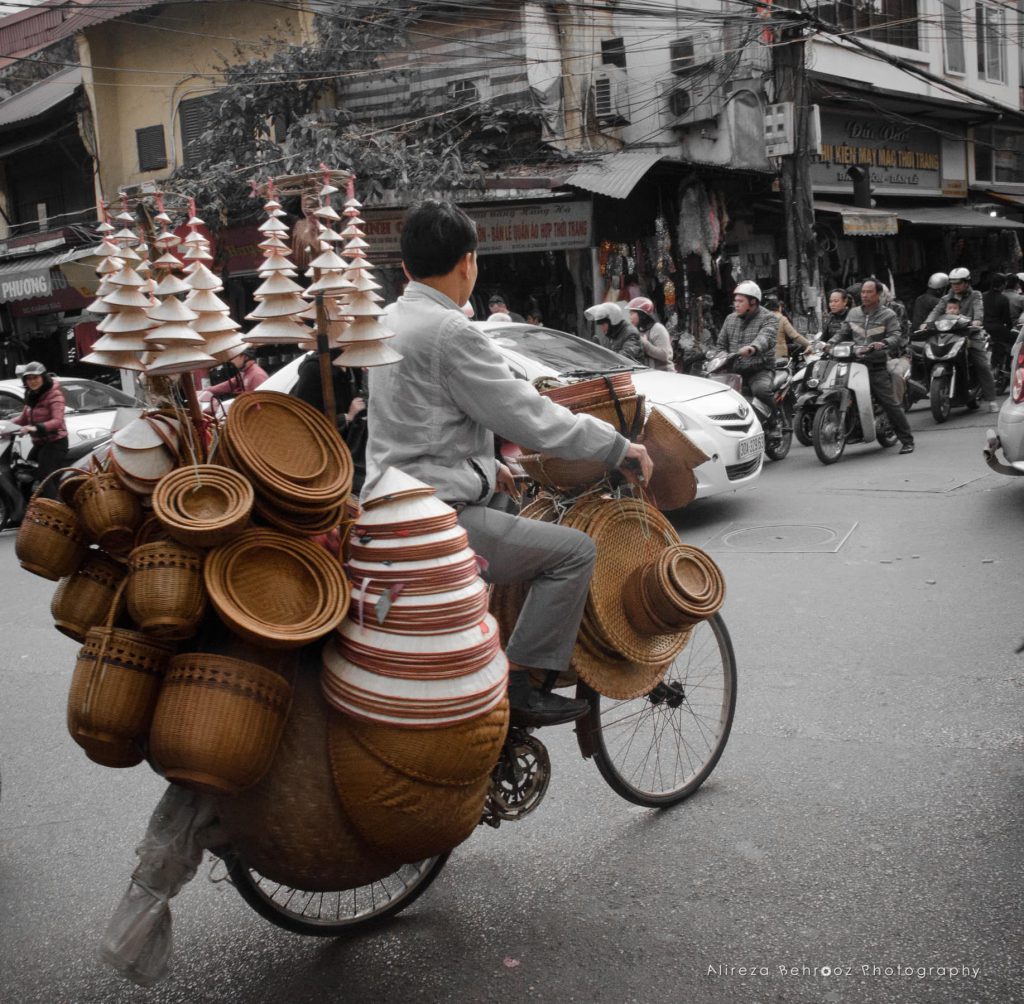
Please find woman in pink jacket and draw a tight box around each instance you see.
[203,347,268,401]
[11,361,68,498]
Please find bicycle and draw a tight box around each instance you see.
[217,612,736,936]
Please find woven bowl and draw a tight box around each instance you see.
[149,652,293,796]
[152,464,253,548]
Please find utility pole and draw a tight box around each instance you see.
[771,16,821,331]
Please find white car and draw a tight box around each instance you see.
[0,376,144,455]
[259,322,764,500]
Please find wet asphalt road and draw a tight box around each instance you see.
[0,402,1021,1004]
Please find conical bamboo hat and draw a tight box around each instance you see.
[152,273,191,297]
[91,332,151,352]
[334,340,402,368]
[254,272,304,297]
[107,266,145,288]
[101,308,156,333]
[185,263,222,290]
[145,345,216,375]
[82,349,146,371]
[186,289,232,313]
[246,296,308,320]
[147,297,198,323]
[145,321,205,345]
[190,311,240,334]
[103,286,151,308]
[245,317,311,343]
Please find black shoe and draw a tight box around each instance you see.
[899,442,914,454]
[508,672,589,727]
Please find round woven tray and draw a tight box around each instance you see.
[152,464,253,548]
[215,663,403,891]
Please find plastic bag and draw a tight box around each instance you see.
[100,784,217,986]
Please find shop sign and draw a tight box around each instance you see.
[942,180,968,198]
[841,213,898,236]
[7,267,88,317]
[363,201,592,257]
[218,225,263,275]
[0,265,53,302]
[812,112,941,192]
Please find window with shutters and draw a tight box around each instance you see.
[178,95,216,167]
[135,125,167,172]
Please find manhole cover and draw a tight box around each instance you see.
[703,521,858,553]
[825,472,985,494]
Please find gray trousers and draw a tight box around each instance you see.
[457,502,595,672]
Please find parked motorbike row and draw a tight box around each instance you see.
[704,316,996,466]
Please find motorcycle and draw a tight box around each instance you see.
[919,314,983,423]
[806,341,901,465]
[791,343,825,446]
[0,421,111,529]
[705,350,793,461]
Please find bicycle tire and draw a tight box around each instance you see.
[224,850,450,937]
[582,613,737,807]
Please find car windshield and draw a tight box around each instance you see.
[485,325,641,375]
[59,380,142,412]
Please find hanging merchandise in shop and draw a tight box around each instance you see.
[677,180,730,276]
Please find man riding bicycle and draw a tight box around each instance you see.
[363,200,652,728]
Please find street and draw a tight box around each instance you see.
[1,402,1021,1004]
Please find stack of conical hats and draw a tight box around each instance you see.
[332,185,401,369]
[144,211,215,376]
[303,176,354,334]
[244,188,311,347]
[322,467,506,726]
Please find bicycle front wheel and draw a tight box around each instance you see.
[225,852,449,937]
[583,613,737,807]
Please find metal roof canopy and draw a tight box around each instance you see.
[0,67,82,130]
[563,151,670,199]
[891,204,1024,229]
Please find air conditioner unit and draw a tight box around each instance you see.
[661,80,724,128]
[592,66,630,125]
[669,34,712,75]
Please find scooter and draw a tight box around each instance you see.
[705,350,794,461]
[791,343,825,446]
[919,314,983,423]
[806,341,901,465]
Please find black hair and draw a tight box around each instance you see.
[828,288,852,304]
[762,295,781,311]
[990,273,1006,291]
[860,277,883,295]
[400,200,478,279]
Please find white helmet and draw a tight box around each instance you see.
[1017,273,1024,285]
[948,267,971,282]
[584,302,625,325]
[927,272,948,292]
[733,280,762,301]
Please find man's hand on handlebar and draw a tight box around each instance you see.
[738,345,756,358]
[619,442,653,486]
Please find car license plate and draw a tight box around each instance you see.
[739,433,764,459]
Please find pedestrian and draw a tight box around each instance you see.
[924,267,998,411]
[1002,273,1024,325]
[763,294,811,358]
[828,277,915,453]
[487,294,524,323]
[364,199,652,726]
[202,346,268,400]
[627,296,674,371]
[10,361,68,498]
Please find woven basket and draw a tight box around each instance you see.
[51,551,126,642]
[518,454,611,490]
[67,586,173,761]
[149,652,293,796]
[327,712,493,863]
[75,471,144,556]
[572,394,644,437]
[15,469,88,580]
[215,663,403,891]
[152,464,253,549]
[127,541,206,640]
[639,408,708,511]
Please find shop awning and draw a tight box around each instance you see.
[985,189,1024,208]
[813,200,898,236]
[0,250,71,301]
[564,151,668,199]
[0,67,82,130]
[890,204,1024,229]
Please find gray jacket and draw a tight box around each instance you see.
[925,288,983,327]
[365,282,629,504]
[829,304,902,362]
[715,305,778,367]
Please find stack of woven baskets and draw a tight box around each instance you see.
[320,467,508,864]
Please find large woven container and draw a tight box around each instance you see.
[75,471,144,556]
[16,473,87,580]
[639,408,709,511]
[127,541,206,640]
[67,591,173,766]
[215,664,403,891]
[326,701,507,863]
[149,652,293,796]
[51,552,126,641]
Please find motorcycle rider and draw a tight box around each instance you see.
[912,273,948,330]
[626,296,674,371]
[763,294,812,359]
[827,276,915,454]
[822,289,852,341]
[584,302,645,363]
[9,361,69,497]
[714,281,780,438]
[1003,273,1024,326]
[924,266,998,412]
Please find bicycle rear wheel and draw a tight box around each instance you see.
[224,851,449,936]
[582,613,736,807]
